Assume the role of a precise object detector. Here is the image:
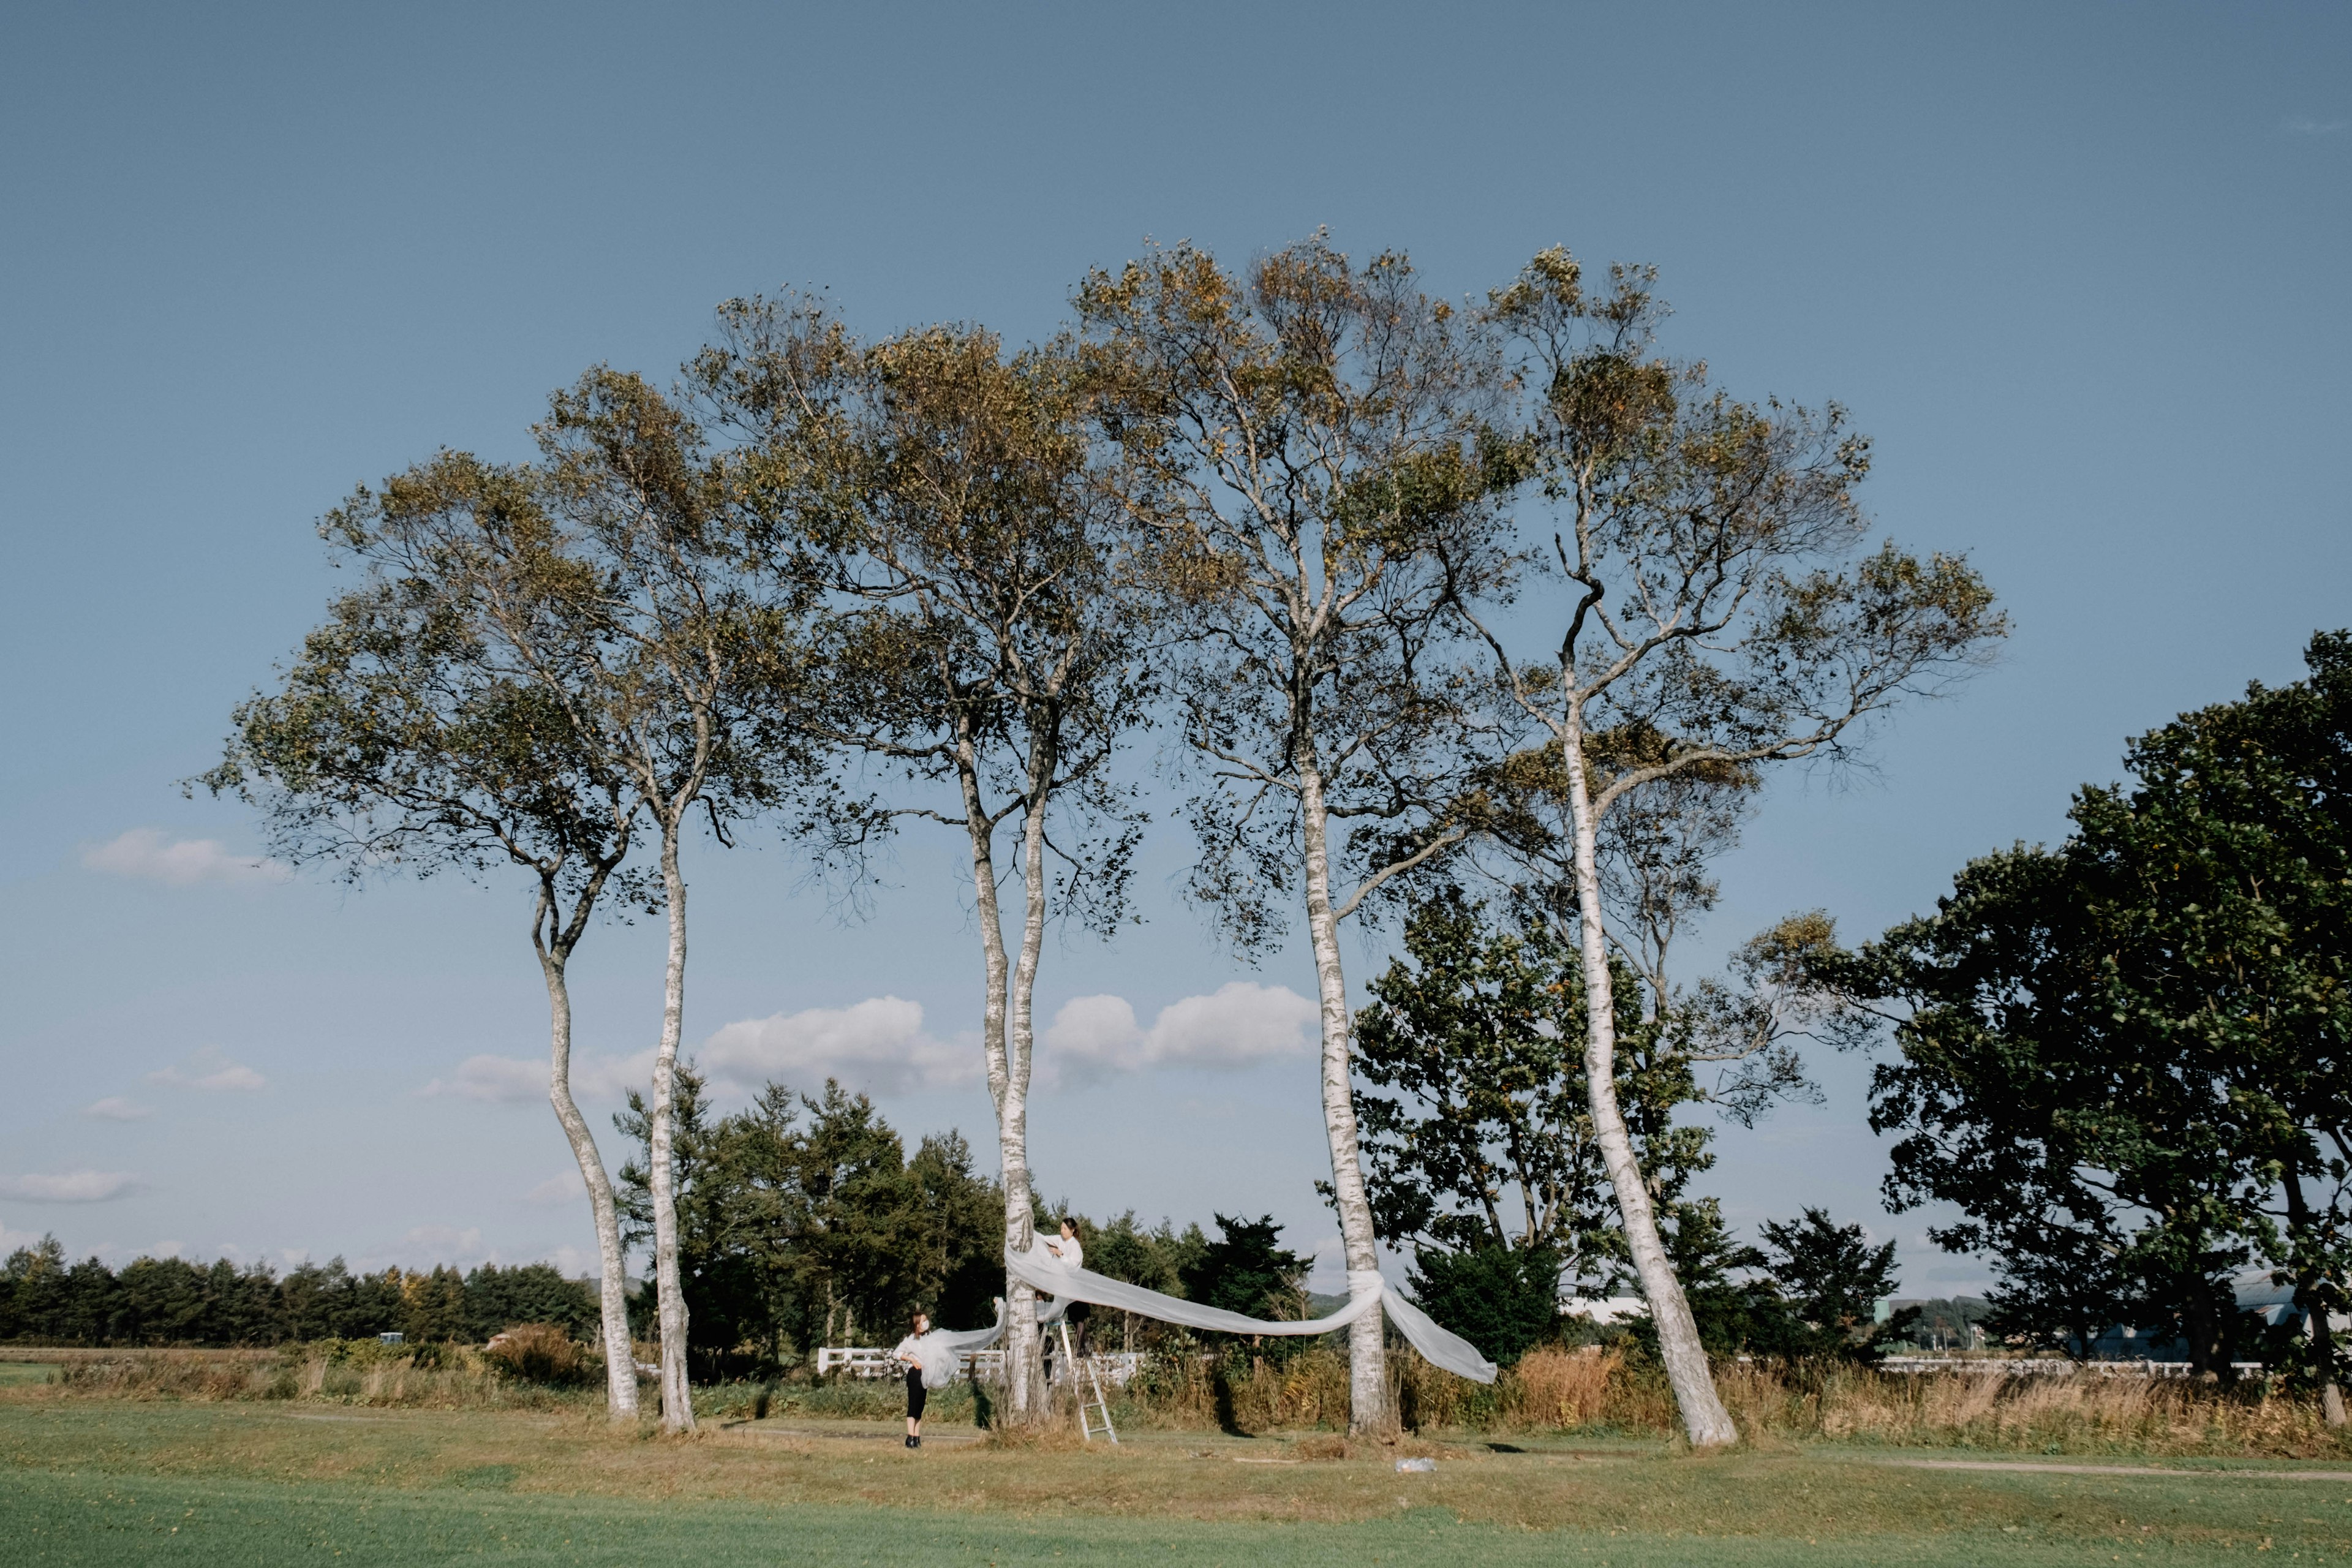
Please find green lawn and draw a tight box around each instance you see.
[0,1362,59,1386]
[4,1395,2350,1566]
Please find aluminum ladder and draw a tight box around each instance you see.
[1057,1319,1118,1444]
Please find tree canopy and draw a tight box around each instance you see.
[1844,631,2351,1414]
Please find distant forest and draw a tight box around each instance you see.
[0,1238,595,1348]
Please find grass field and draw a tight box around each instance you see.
[6,1376,2352,1565]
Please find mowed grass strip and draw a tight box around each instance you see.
[4,1395,2351,1564]
[14,1465,2314,1568]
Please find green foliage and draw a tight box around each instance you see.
[614,1068,1003,1374]
[1847,631,2352,1386]
[1757,1208,1900,1342]
[1178,1215,1310,1322]
[1404,1244,1562,1366]
[1051,1210,1209,1353]
[0,1237,597,1349]
[461,1264,600,1343]
[1075,235,1515,952]
[1647,1198,1777,1359]
[1352,891,1713,1291]
[1617,1203,1901,1363]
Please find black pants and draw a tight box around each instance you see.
[905,1366,927,1420]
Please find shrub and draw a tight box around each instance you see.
[1406,1246,1562,1366]
[481,1324,593,1387]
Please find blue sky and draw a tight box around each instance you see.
[1,2,2345,1299]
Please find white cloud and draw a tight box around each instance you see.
[147,1046,266,1093]
[545,1244,599,1278]
[421,1047,655,1106]
[2283,116,2348,135]
[1043,982,1321,1085]
[574,1050,657,1100]
[1042,994,1145,1080]
[81,1097,153,1121]
[523,1171,584,1205]
[82,827,291,887]
[402,1225,488,1266]
[0,1170,140,1203]
[428,987,1309,1108]
[700,996,975,1095]
[423,1055,547,1104]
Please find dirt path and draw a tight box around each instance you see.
[1882,1457,2352,1482]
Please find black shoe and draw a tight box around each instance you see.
[906,1434,919,1449]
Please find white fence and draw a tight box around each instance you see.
[814,1346,1144,1387]
[1876,1356,2266,1378]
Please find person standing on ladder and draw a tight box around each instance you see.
[1042,1217,1088,1379]
[892,1311,932,1450]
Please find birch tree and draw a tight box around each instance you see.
[1076,238,1517,1434]
[530,366,812,1431]
[1450,249,2007,1446]
[696,306,1153,1422]
[198,453,648,1419]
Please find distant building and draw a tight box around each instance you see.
[377,1332,405,1345]
[1560,1295,1648,1326]
[2048,1273,2346,1362]
[2234,1271,2351,1336]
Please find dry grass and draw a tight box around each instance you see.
[1714,1359,2352,1460]
[43,1340,598,1412]
[1109,1347,2350,1461]
[20,1338,2351,1462]
[1509,1345,1624,1428]
[481,1322,594,1385]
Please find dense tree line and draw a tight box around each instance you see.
[0,1240,596,1348]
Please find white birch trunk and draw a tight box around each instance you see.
[960,748,1042,1423]
[1295,756,1391,1437]
[1560,719,1738,1447]
[537,920,639,1421]
[648,820,695,1432]
[1006,780,1054,1420]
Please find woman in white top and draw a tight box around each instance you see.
[891,1311,930,1449]
[1044,1217,1089,1362]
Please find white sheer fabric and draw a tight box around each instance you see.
[908,1310,1008,1389]
[1004,1244,1495,1383]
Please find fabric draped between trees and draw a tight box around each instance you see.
[905,1248,1498,1387]
[979,1245,1496,1383]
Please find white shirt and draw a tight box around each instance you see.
[1046,1234,1083,1272]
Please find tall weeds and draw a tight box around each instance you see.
[47,1336,602,1411]
[28,1336,2352,1460]
[1087,1346,2351,1459]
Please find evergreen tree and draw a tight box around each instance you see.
[1180,1215,1310,1322]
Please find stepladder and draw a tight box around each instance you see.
[1057,1319,1117,1444]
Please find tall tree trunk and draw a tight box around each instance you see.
[1560,720,1738,1448]
[1007,782,1055,1417]
[2286,1174,2348,1426]
[649,819,695,1432]
[1295,755,1390,1438]
[537,911,639,1422]
[960,750,1042,1422]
